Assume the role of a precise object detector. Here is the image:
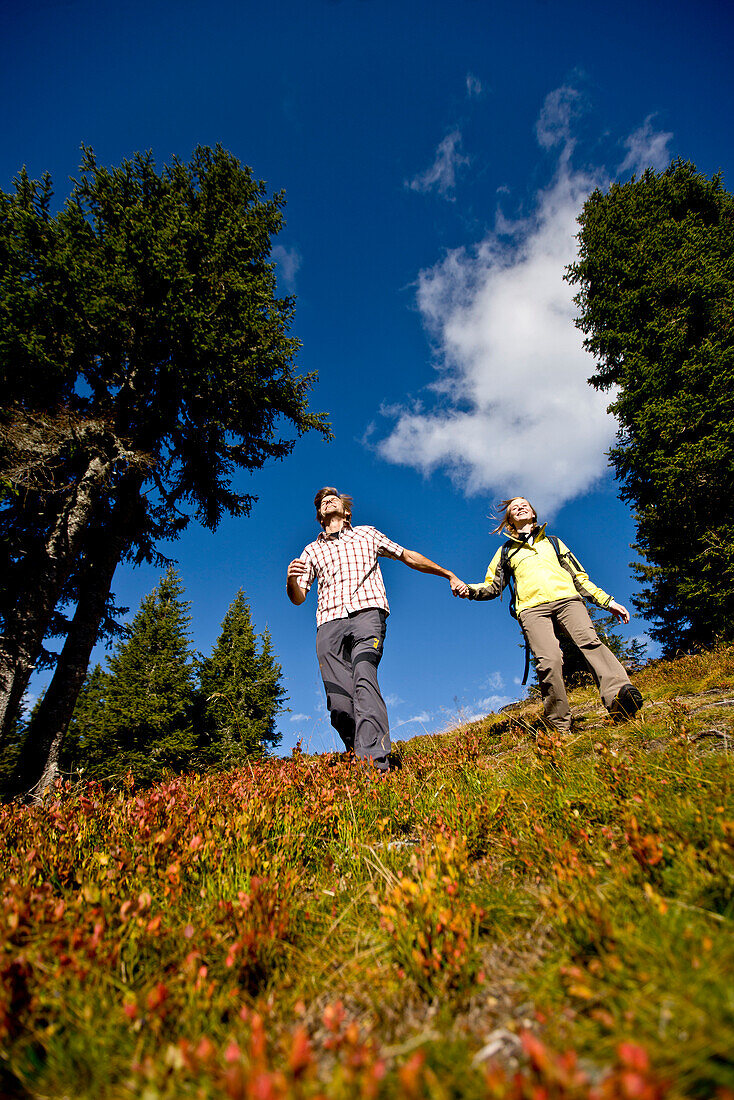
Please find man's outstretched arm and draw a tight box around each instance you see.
[400,549,469,596]
[286,559,309,605]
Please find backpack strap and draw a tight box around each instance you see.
[546,534,564,562]
[520,630,532,686]
[547,534,585,579]
[500,540,523,619]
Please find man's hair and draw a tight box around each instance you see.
[491,497,538,535]
[314,486,353,527]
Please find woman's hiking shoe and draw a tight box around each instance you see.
[610,684,643,722]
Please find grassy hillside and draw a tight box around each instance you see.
[1,647,733,1099]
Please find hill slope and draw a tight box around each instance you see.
[1,647,733,1098]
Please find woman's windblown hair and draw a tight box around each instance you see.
[491,497,537,536]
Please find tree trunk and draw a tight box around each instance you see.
[18,485,140,801]
[0,451,115,747]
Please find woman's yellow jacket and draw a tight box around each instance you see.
[467,525,612,616]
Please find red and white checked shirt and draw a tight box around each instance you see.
[297,524,405,627]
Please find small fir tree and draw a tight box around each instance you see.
[198,591,284,766]
[252,628,285,752]
[66,569,198,784]
[61,664,110,778]
[0,692,34,793]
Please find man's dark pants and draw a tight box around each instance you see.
[316,608,390,771]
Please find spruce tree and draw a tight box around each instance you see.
[252,628,285,752]
[0,693,33,793]
[67,569,198,784]
[568,160,734,652]
[198,591,284,765]
[61,664,110,778]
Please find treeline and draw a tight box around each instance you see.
[1,572,284,791]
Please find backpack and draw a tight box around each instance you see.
[500,534,566,684]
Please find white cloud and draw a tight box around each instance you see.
[393,710,432,729]
[289,712,309,722]
[619,116,673,176]
[466,73,483,98]
[271,244,301,292]
[383,693,404,707]
[379,89,674,516]
[475,694,511,712]
[380,164,611,513]
[535,85,582,160]
[406,130,470,200]
[481,670,504,691]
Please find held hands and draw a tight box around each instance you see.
[608,599,631,625]
[449,574,470,598]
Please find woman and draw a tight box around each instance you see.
[462,497,643,732]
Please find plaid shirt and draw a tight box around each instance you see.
[297,523,405,627]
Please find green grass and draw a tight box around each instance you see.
[1,645,733,1097]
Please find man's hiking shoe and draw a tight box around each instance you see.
[610,684,643,723]
[364,752,402,778]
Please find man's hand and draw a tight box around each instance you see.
[450,575,469,598]
[608,599,630,625]
[287,559,308,606]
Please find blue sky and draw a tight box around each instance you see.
[3,0,733,753]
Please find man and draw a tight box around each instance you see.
[287,487,469,772]
[462,496,643,732]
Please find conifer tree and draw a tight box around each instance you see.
[252,628,285,752]
[198,590,284,765]
[0,693,32,792]
[61,664,109,777]
[568,160,734,652]
[67,569,198,784]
